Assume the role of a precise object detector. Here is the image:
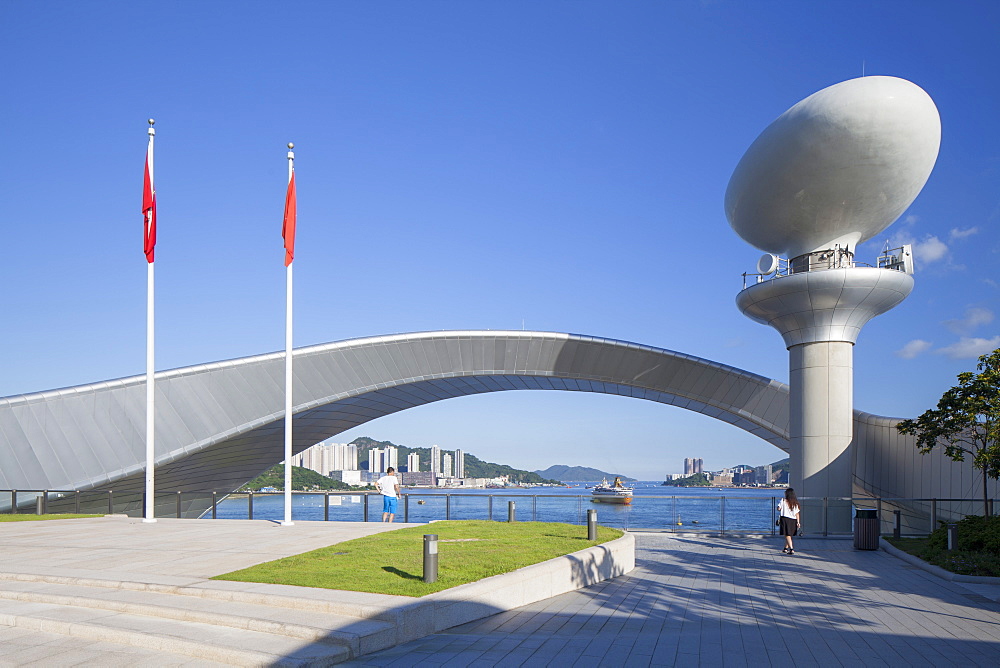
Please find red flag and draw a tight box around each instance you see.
[282,171,296,266]
[142,147,156,263]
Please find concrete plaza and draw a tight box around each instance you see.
[1,518,999,666]
[348,533,1000,667]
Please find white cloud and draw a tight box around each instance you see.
[914,235,949,263]
[895,339,932,359]
[936,336,1000,360]
[949,226,979,241]
[888,229,949,266]
[984,278,999,289]
[944,307,994,335]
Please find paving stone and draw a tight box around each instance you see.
[354,533,1000,666]
[7,523,1000,666]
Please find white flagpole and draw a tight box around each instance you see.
[282,143,295,526]
[143,119,157,523]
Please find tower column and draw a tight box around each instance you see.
[790,340,854,531]
[738,266,913,531]
[724,75,939,533]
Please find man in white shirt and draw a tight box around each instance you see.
[376,467,401,523]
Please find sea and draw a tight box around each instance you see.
[212,483,785,533]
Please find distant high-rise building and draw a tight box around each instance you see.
[430,445,441,475]
[754,465,773,486]
[407,452,420,472]
[290,441,359,476]
[369,448,385,473]
[442,453,453,478]
[683,457,704,475]
[329,443,358,471]
[455,449,465,478]
[369,446,398,474]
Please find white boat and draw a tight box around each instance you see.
[590,477,634,504]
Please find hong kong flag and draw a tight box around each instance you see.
[282,171,296,266]
[142,147,156,263]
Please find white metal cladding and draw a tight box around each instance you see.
[0,331,786,495]
[0,330,993,507]
[852,410,999,505]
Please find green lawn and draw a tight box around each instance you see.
[0,514,102,522]
[213,520,623,597]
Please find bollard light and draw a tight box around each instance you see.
[423,534,439,584]
[587,508,598,541]
[893,510,901,539]
[947,523,958,551]
[508,501,516,523]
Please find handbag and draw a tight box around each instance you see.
[775,518,780,526]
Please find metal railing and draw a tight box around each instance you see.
[741,245,912,289]
[5,488,992,536]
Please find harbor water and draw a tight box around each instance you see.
[212,484,785,532]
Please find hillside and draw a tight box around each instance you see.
[662,472,712,487]
[534,465,635,482]
[350,437,561,484]
[730,458,789,471]
[240,465,355,491]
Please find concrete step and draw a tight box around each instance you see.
[0,597,351,667]
[0,580,397,658]
[0,623,230,667]
[0,571,405,621]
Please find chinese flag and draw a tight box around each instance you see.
[142,148,156,263]
[282,172,296,266]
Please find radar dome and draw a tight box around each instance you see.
[725,76,940,259]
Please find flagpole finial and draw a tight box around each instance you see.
[148,118,155,126]
[287,142,294,149]
[147,119,155,137]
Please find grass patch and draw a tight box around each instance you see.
[0,514,102,522]
[887,515,1000,577]
[213,520,623,597]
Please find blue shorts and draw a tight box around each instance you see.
[382,496,398,514]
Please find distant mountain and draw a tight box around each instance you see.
[729,458,789,472]
[534,465,635,482]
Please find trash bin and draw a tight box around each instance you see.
[853,508,879,550]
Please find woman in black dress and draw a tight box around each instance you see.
[777,488,801,554]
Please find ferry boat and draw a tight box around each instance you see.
[590,477,634,504]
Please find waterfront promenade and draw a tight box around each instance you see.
[348,533,1000,667]
[1,518,999,666]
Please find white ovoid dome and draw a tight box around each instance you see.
[725,76,941,259]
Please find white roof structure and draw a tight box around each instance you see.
[0,330,993,515]
[726,76,941,258]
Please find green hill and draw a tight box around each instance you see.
[534,465,634,482]
[769,457,790,472]
[662,472,711,487]
[239,465,355,491]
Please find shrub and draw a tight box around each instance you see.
[900,515,1000,577]
[925,515,1000,555]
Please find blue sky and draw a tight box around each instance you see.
[0,1,997,479]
